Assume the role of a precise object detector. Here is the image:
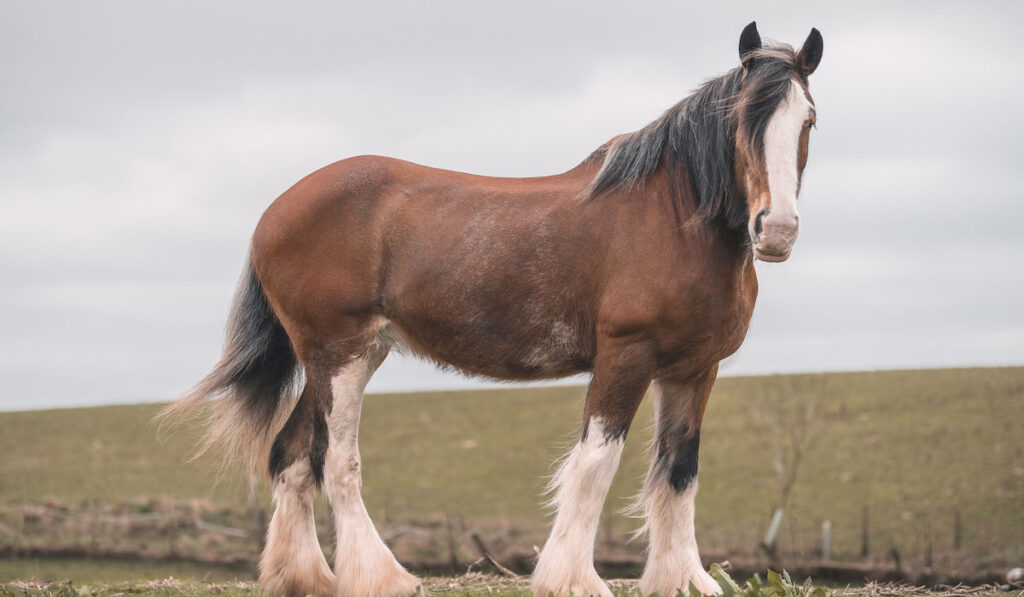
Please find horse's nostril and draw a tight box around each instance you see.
[754,209,769,236]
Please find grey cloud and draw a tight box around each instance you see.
[1,1,1022,410]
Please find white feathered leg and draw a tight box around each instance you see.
[636,374,721,597]
[532,417,623,597]
[325,342,421,597]
[260,458,336,597]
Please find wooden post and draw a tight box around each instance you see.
[762,507,784,557]
[860,505,870,558]
[953,508,962,550]
[445,513,459,570]
[821,520,832,561]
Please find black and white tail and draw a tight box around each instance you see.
[161,256,301,475]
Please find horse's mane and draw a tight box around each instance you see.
[585,45,800,230]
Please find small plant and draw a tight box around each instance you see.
[703,563,826,597]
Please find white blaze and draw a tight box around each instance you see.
[763,79,813,225]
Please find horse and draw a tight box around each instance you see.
[166,21,822,597]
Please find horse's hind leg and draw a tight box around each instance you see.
[325,324,420,597]
[259,371,335,597]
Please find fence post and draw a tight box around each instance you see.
[821,520,832,561]
[762,507,784,557]
[860,505,870,558]
[953,508,962,550]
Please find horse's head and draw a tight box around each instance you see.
[733,22,822,263]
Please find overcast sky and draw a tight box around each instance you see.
[1,2,1021,411]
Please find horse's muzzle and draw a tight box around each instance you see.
[751,210,799,262]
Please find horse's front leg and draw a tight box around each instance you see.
[636,365,722,597]
[532,340,656,597]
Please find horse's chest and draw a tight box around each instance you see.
[656,276,757,371]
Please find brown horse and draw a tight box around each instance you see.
[168,21,822,597]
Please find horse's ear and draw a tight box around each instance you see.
[739,21,761,67]
[796,28,823,76]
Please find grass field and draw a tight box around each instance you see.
[1,575,1020,597]
[1,367,1022,585]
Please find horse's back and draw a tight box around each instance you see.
[253,154,590,244]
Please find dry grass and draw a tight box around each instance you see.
[1,576,1020,597]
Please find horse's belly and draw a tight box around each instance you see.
[388,313,593,381]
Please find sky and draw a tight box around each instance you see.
[1,2,1022,411]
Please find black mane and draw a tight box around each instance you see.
[586,45,800,230]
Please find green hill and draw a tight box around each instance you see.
[1,367,1022,582]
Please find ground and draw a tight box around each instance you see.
[2,575,1021,597]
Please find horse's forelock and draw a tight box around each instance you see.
[735,45,802,168]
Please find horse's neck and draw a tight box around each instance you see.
[652,169,752,265]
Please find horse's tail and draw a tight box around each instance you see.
[160,255,301,476]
